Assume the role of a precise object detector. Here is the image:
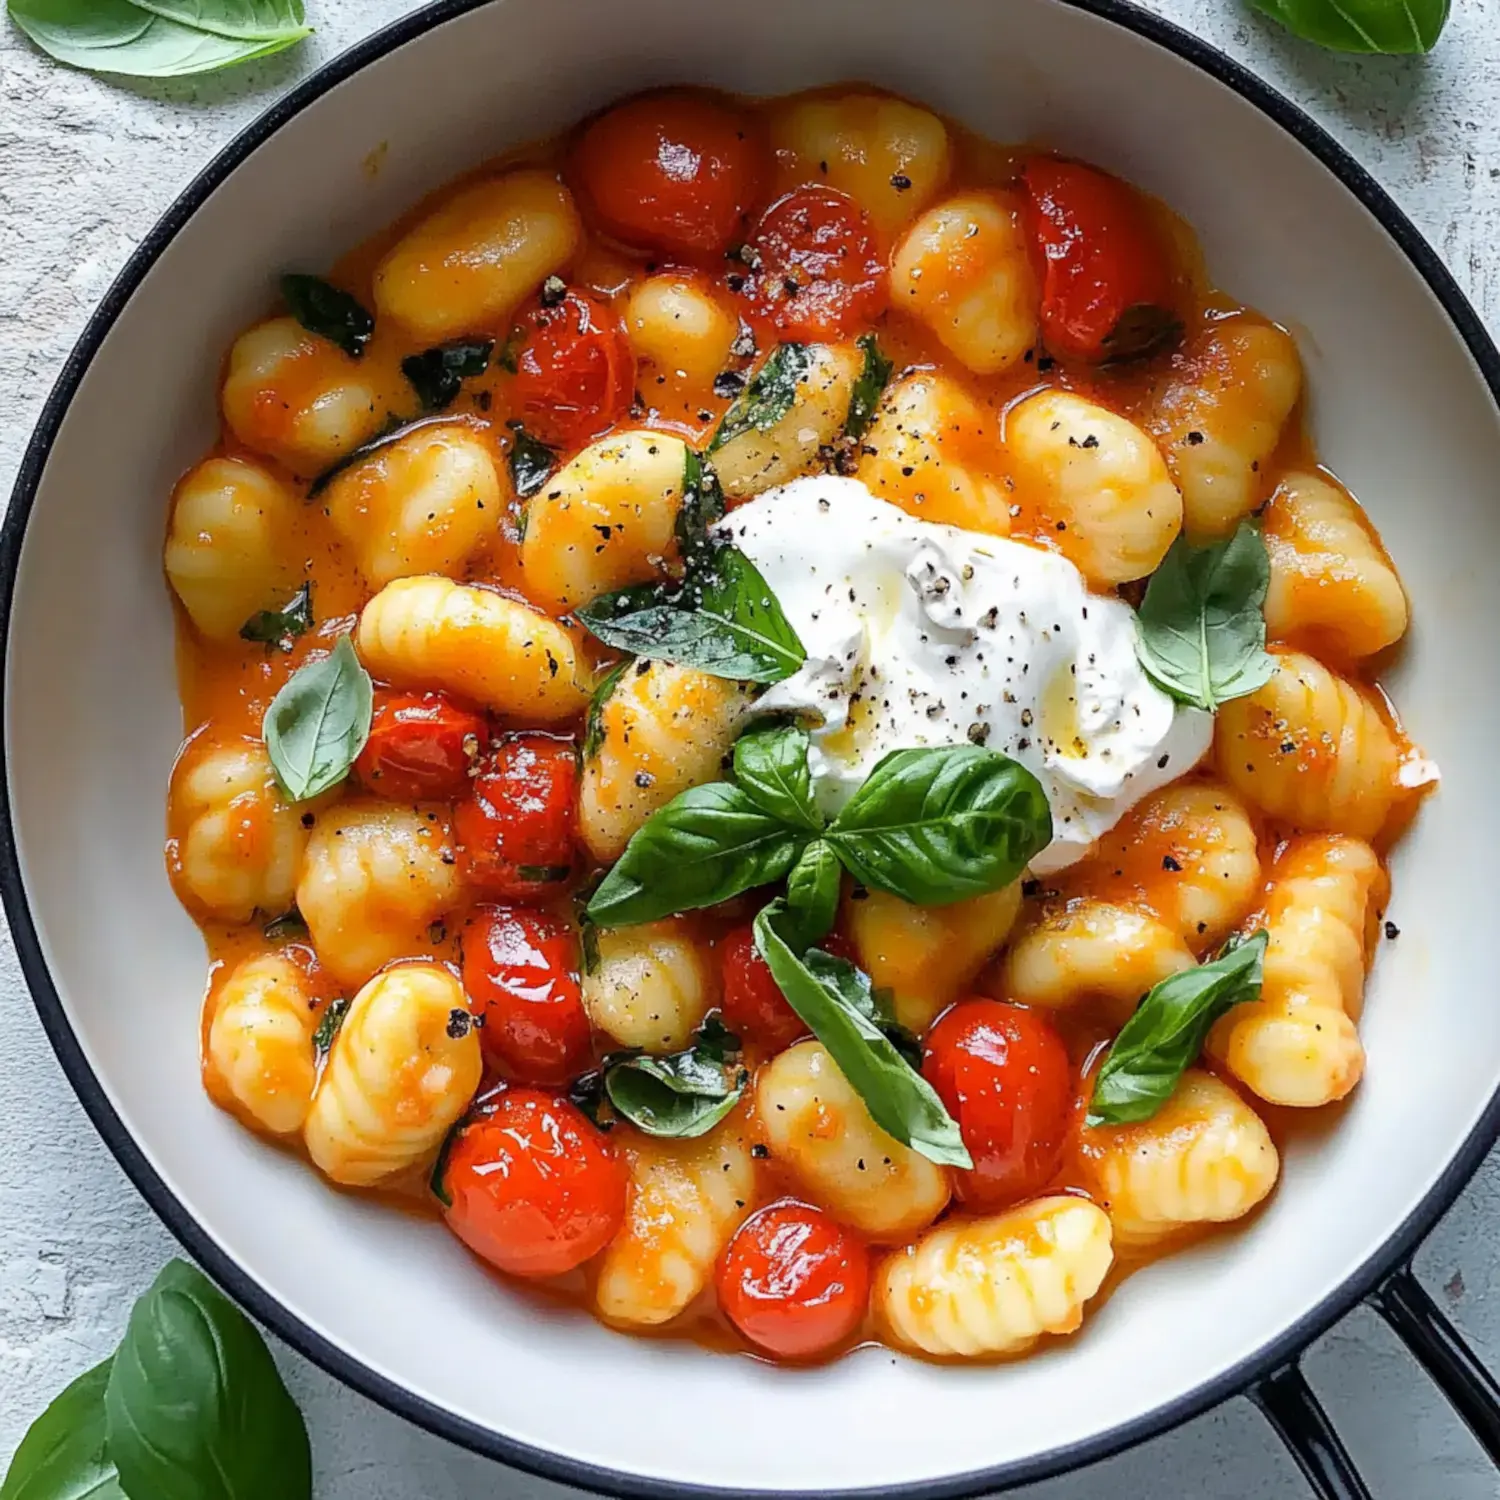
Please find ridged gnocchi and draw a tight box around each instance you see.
[1214,649,1401,840]
[295,801,459,988]
[890,191,1038,375]
[877,1196,1114,1357]
[1080,1070,1279,1247]
[356,575,589,722]
[594,1123,755,1327]
[1005,390,1183,586]
[1209,834,1384,1107]
[304,963,481,1186]
[625,275,738,388]
[755,1041,950,1240]
[207,954,320,1135]
[582,919,714,1052]
[520,431,689,611]
[373,170,582,341]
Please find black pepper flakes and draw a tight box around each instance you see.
[1385,920,1400,940]
[890,172,913,191]
[1162,855,1182,872]
[445,1009,472,1040]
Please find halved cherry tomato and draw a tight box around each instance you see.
[720,925,853,1053]
[463,906,591,1084]
[1021,157,1181,364]
[454,734,578,900]
[716,1201,869,1360]
[508,288,635,450]
[353,690,486,803]
[734,186,887,341]
[440,1088,626,1278]
[922,998,1073,1211]
[572,90,764,258]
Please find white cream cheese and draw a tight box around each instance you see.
[719,475,1212,874]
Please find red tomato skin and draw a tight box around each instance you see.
[572,91,764,258]
[1021,157,1179,364]
[441,1089,626,1279]
[735,186,887,341]
[354,690,486,803]
[454,735,579,901]
[462,906,591,1084]
[922,999,1073,1211]
[508,289,635,450]
[716,1201,870,1360]
[719,927,853,1053]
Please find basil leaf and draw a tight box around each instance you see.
[8,0,310,78]
[509,426,558,499]
[1247,0,1448,53]
[568,1068,613,1129]
[1100,304,1183,364]
[582,659,629,761]
[0,1356,124,1500]
[578,544,805,684]
[312,998,349,1061]
[1088,931,1269,1126]
[845,334,893,442]
[754,904,970,1167]
[401,338,494,411]
[263,634,373,802]
[586,782,807,928]
[825,746,1052,905]
[708,342,812,452]
[733,723,821,831]
[783,838,841,949]
[676,447,726,565]
[104,1260,311,1500]
[262,908,307,941]
[1134,519,1274,712]
[605,1018,746,1138]
[280,274,373,360]
[303,413,410,498]
[238,582,312,651]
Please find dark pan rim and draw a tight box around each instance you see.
[3,0,1498,1495]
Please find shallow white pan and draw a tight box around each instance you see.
[4,1,1500,1496]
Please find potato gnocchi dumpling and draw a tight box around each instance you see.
[624,275,739,389]
[581,919,714,1053]
[304,963,481,1186]
[207,954,320,1136]
[877,1197,1114,1357]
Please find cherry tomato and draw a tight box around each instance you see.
[720,926,853,1053]
[454,735,578,900]
[572,91,764,258]
[716,1201,869,1360]
[440,1088,626,1278]
[734,186,887,341]
[353,690,486,803]
[508,288,635,450]
[463,906,591,1084]
[1021,157,1181,364]
[922,999,1073,1211]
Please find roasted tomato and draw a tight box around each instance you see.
[922,998,1073,1210]
[353,690,486,803]
[734,186,887,341]
[507,287,635,450]
[1021,156,1181,364]
[719,926,853,1053]
[716,1201,870,1359]
[454,734,578,900]
[572,90,764,258]
[439,1088,627,1278]
[463,906,592,1084]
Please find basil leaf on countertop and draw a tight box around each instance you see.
[509,426,559,499]
[281,274,373,360]
[8,0,311,79]
[586,782,807,928]
[578,544,805,684]
[605,1017,747,1138]
[104,1260,311,1500]
[754,904,971,1168]
[239,582,313,650]
[1088,930,1269,1126]
[402,338,494,411]
[708,342,813,452]
[733,722,822,832]
[0,1356,123,1500]
[582,659,629,762]
[825,746,1052,905]
[1134,519,1274,712]
[783,838,842,950]
[264,633,373,802]
[844,334,894,443]
[676,446,726,564]
[1246,0,1448,53]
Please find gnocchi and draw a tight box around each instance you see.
[207,954,320,1135]
[582,919,714,1052]
[625,275,739,389]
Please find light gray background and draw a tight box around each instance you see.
[1,1,1497,1494]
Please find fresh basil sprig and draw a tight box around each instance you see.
[402,338,494,411]
[281,274,374,360]
[0,1356,118,1500]
[1134,519,1274,713]
[783,839,841,949]
[733,722,822,831]
[239,582,313,651]
[263,634,373,802]
[845,334,894,443]
[1088,931,1269,1126]
[509,426,558,499]
[754,904,971,1168]
[605,1017,747,1138]
[708,342,812,452]
[1246,0,1448,53]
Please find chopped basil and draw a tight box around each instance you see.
[1100,304,1183,364]
[263,908,308,942]
[582,659,629,761]
[845,334,894,442]
[401,338,494,411]
[708,342,812,452]
[515,863,571,883]
[280,274,374,360]
[239,582,313,651]
[568,1069,613,1129]
[263,634,373,802]
[604,1018,746,1138]
[305,414,412,498]
[311,998,349,1061]
[675,447,726,565]
[509,426,558,499]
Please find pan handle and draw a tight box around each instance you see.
[1249,1363,1373,1500]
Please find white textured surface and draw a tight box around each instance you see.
[1,1,1498,1494]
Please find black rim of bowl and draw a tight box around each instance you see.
[2,1,1497,1495]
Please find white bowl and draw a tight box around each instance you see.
[5,0,1500,1494]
